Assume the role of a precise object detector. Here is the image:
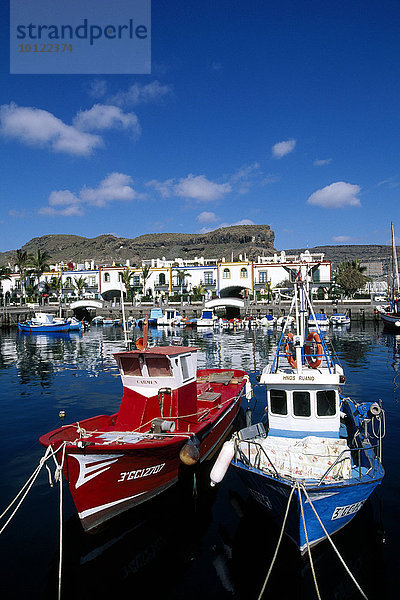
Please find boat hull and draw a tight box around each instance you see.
[18,322,70,333]
[233,462,383,552]
[41,371,245,531]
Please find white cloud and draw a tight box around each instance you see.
[80,173,137,207]
[73,104,141,137]
[87,79,108,99]
[313,158,332,166]
[332,235,353,243]
[197,211,218,224]
[39,172,138,216]
[0,102,102,156]
[261,173,281,185]
[174,174,231,202]
[108,81,173,107]
[145,178,174,198]
[272,139,296,159]
[48,190,80,206]
[307,182,361,208]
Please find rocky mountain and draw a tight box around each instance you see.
[286,244,398,267]
[0,225,275,266]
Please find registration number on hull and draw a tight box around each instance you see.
[118,463,165,482]
[331,499,366,520]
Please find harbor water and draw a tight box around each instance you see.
[0,322,399,599]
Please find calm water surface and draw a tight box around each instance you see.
[0,323,399,599]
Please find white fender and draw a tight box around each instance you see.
[210,440,235,487]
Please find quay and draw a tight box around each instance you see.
[0,299,383,328]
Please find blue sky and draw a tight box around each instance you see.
[1,0,400,253]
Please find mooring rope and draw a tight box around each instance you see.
[257,483,296,600]
[300,483,368,600]
[0,444,63,534]
[297,481,321,600]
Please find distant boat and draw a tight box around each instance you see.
[197,309,218,327]
[18,312,70,333]
[380,223,400,331]
[330,313,350,326]
[148,308,164,326]
[260,314,276,327]
[157,309,182,326]
[308,312,330,327]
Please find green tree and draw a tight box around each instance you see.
[141,265,151,295]
[335,262,369,297]
[72,276,87,299]
[30,249,51,284]
[120,269,134,302]
[15,249,33,304]
[50,275,63,303]
[191,283,206,300]
[174,269,191,296]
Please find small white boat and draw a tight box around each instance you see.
[330,313,350,326]
[157,309,182,326]
[277,315,295,328]
[197,309,218,327]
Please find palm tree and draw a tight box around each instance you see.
[50,275,63,303]
[30,249,51,285]
[141,265,151,296]
[15,249,33,304]
[174,269,191,296]
[120,269,134,302]
[72,276,87,299]
[191,283,206,300]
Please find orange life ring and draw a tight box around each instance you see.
[305,331,323,368]
[136,337,144,350]
[284,332,297,368]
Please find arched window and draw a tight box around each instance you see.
[223,268,231,279]
[240,268,248,278]
[159,273,166,285]
[104,272,110,283]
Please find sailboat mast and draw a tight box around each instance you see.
[391,222,400,298]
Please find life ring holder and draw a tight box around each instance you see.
[284,332,297,369]
[305,331,323,368]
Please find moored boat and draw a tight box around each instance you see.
[18,312,70,333]
[211,267,385,553]
[308,312,330,327]
[330,313,350,326]
[197,309,218,327]
[39,319,250,531]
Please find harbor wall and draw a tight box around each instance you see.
[0,299,383,327]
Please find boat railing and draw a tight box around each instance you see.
[233,436,383,485]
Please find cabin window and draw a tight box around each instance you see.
[120,356,141,376]
[146,356,171,377]
[317,390,336,416]
[270,389,287,415]
[180,355,192,381]
[293,391,311,417]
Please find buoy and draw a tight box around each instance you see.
[210,440,235,487]
[59,410,66,420]
[179,436,200,465]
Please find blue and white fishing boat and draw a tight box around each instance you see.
[308,312,330,327]
[260,314,277,327]
[18,312,70,333]
[211,267,385,553]
[197,309,218,327]
[148,308,164,326]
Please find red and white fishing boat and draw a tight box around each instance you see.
[40,322,249,531]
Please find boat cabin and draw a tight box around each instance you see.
[113,347,199,430]
[261,370,343,439]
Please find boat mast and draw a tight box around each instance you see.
[391,222,400,299]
